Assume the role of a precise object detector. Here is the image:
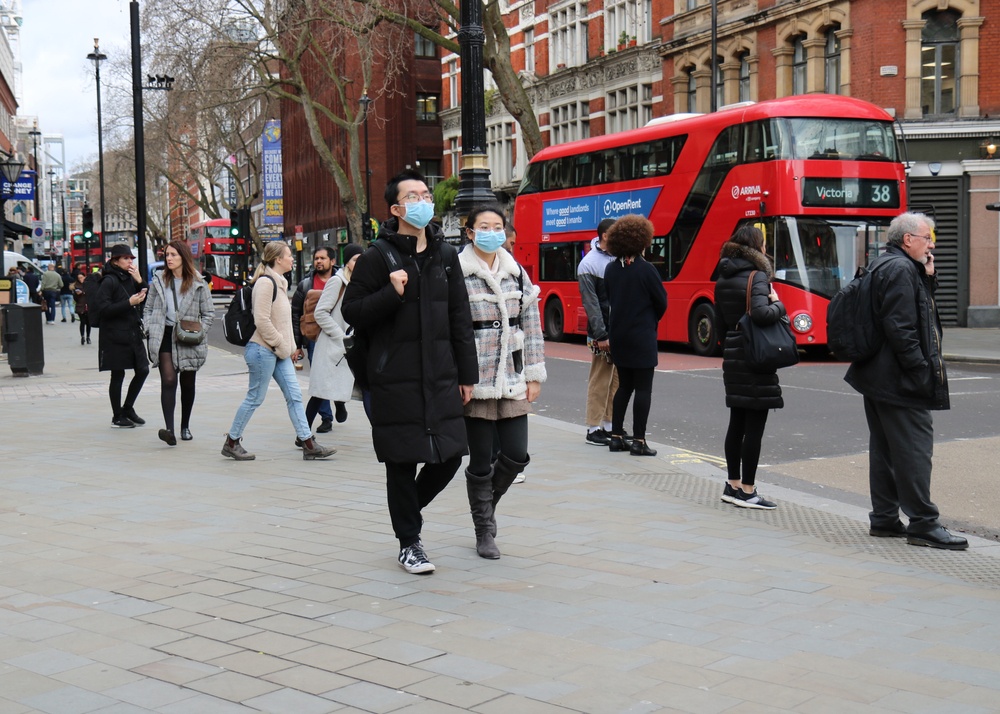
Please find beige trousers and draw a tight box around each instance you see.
[586,353,618,428]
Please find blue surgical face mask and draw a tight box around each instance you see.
[402,201,434,230]
[473,229,506,253]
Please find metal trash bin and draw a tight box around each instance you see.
[2,303,45,376]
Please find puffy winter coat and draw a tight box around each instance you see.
[97,263,149,372]
[342,220,479,464]
[845,244,949,410]
[309,268,355,402]
[713,242,787,410]
[459,244,546,401]
[605,256,667,369]
[144,272,214,372]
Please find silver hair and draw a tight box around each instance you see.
[887,212,935,246]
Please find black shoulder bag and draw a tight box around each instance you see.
[737,270,799,372]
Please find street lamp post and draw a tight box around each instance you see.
[0,155,26,284]
[47,170,57,264]
[453,0,496,218]
[359,94,373,243]
[86,38,108,263]
[28,125,42,224]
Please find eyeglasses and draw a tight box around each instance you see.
[907,232,933,242]
[398,192,434,204]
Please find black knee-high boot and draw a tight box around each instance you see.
[466,468,500,559]
[488,453,529,537]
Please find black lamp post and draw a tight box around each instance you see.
[0,155,26,282]
[86,38,108,262]
[453,0,495,218]
[28,125,42,223]
[47,170,57,262]
[359,94,373,243]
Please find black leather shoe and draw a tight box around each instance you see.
[180,428,193,441]
[608,435,628,452]
[335,402,348,423]
[629,440,657,457]
[124,409,145,426]
[158,429,177,446]
[869,523,907,538]
[316,419,333,433]
[906,526,969,550]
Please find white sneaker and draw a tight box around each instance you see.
[398,542,435,574]
[512,473,526,484]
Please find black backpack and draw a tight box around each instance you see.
[223,275,278,346]
[826,255,900,363]
[83,273,105,328]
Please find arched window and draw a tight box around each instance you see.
[738,52,751,102]
[687,68,697,113]
[792,36,807,95]
[921,10,960,116]
[715,57,725,109]
[824,28,841,94]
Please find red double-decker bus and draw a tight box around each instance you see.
[512,94,907,355]
[187,218,250,293]
[67,232,104,272]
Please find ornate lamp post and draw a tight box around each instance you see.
[0,154,26,280]
[28,124,42,223]
[453,0,495,218]
[86,38,108,262]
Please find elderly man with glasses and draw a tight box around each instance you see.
[343,169,478,574]
[844,211,967,550]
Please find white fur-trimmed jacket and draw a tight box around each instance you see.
[459,244,547,401]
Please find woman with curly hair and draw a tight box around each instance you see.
[604,214,667,456]
[713,224,785,509]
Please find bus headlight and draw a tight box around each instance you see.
[791,313,813,333]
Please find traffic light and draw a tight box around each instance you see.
[229,210,241,237]
[82,206,94,240]
[229,208,251,238]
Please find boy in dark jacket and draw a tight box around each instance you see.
[343,170,478,574]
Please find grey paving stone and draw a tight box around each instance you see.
[243,687,343,714]
[322,681,423,713]
[21,685,118,714]
[6,650,94,676]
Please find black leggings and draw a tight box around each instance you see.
[724,407,770,486]
[465,415,529,476]
[612,366,654,441]
[109,366,149,417]
[78,313,91,338]
[158,327,197,432]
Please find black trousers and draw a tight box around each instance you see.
[385,456,463,549]
[724,407,769,486]
[612,366,654,441]
[864,397,940,534]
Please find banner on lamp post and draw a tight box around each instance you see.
[2,172,36,200]
[262,120,283,225]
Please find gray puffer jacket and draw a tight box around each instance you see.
[144,272,215,372]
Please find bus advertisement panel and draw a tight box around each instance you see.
[512,94,906,355]
[188,218,250,293]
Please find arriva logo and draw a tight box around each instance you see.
[816,186,854,200]
[731,185,761,199]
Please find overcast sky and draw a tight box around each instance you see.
[19,0,134,172]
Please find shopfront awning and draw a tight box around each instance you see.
[3,217,32,240]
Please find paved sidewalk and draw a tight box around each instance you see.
[2,321,1000,713]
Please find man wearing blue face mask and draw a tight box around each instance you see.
[343,169,479,575]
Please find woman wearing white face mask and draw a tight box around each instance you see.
[458,205,547,559]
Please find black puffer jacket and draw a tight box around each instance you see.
[713,242,787,410]
[97,262,149,372]
[342,220,479,464]
[845,244,949,410]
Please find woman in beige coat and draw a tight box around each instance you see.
[222,242,335,462]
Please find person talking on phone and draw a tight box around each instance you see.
[96,244,150,428]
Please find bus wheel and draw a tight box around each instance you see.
[689,303,720,357]
[544,299,565,341]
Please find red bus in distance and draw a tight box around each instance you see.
[187,218,250,293]
[512,94,906,356]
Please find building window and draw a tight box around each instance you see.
[792,36,807,96]
[687,69,697,113]
[487,122,516,185]
[524,27,535,74]
[421,160,442,187]
[921,10,959,116]
[739,52,751,102]
[448,60,459,108]
[449,138,460,176]
[550,3,588,69]
[824,29,841,94]
[715,57,724,109]
[607,0,652,49]
[414,30,436,58]
[551,101,590,144]
[607,84,653,133]
[416,94,439,121]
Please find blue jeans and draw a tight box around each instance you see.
[305,339,333,423]
[229,342,312,440]
[42,290,59,322]
[60,294,74,320]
